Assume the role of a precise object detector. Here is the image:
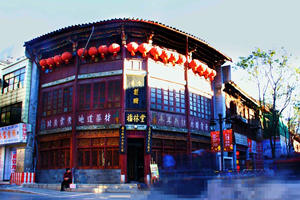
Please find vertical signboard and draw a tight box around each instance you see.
[125,75,146,109]
[0,147,4,181]
[11,150,17,173]
[119,126,126,154]
[223,129,233,152]
[146,126,152,154]
[211,131,220,152]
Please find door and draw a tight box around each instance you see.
[127,138,144,182]
[4,147,16,180]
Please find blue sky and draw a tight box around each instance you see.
[0,0,299,97]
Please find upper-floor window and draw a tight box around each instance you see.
[42,86,73,117]
[189,93,212,120]
[78,79,121,111]
[0,103,22,126]
[151,87,185,114]
[2,67,25,93]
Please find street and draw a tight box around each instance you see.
[2,177,300,200]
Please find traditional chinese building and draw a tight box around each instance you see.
[24,18,231,184]
[0,57,36,181]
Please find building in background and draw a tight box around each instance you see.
[24,18,231,184]
[0,57,36,181]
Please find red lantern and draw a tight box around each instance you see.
[98,45,108,58]
[160,50,171,64]
[39,59,47,71]
[127,42,139,56]
[53,55,62,66]
[169,52,179,66]
[203,67,211,79]
[150,46,162,60]
[198,64,207,76]
[46,57,55,70]
[189,59,199,71]
[138,43,151,57]
[61,52,72,64]
[108,43,120,56]
[77,48,88,59]
[209,70,217,81]
[177,54,186,65]
[88,47,98,60]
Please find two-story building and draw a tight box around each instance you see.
[24,18,231,184]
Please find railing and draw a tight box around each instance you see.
[10,172,35,185]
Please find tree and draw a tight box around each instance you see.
[237,48,299,158]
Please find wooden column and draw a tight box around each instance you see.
[185,36,192,154]
[120,26,127,183]
[145,54,151,185]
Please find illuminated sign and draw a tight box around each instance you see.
[210,129,233,152]
[0,123,27,145]
[126,75,146,109]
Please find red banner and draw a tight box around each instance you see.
[247,138,252,153]
[223,129,233,152]
[210,129,233,152]
[211,131,220,152]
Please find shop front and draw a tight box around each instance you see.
[0,123,28,181]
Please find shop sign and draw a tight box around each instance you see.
[190,116,210,132]
[150,111,186,128]
[125,112,147,125]
[126,75,146,109]
[150,163,159,180]
[223,129,233,152]
[211,131,220,152]
[145,126,152,154]
[0,123,27,145]
[119,126,126,154]
[40,114,72,130]
[235,132,248,146]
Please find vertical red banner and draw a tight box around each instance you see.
[247,138,252,153]
[211,131,220,152]
[223,129,233,152]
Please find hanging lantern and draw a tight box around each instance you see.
[39,59,47,71]
[203,67,211,79]
[61,52,73,64]
[53,55,62,66]
[198,64,206,76]
[160,50,171,64]
[150,46,162,60]
[138,43,151,57]
[169,52,179,66]
[88,47,98,60]
[209,70,217,81]
[177,54,186,65]
[98,45,108,58]
[46,57,55,70]
[189,59,199,70]
[127,42,139,56]
[77,48,88,59]
[108,43,120,56]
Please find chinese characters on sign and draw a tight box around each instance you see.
[119,126,126,154]
[145,126,152,154]
[126,75,146,109]
[151,111,186,128]
[11,150,17,173]
[0,124,27,145]
[210,129,233,152]
[190,116,210,132]
[125,112,147,125]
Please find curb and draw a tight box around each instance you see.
[0,188,39,195]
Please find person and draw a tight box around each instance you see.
[61,168,72,191]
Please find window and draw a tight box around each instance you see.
[107,80,121,108]
[41,86,73,117]
[77,137,119,169]
[39,138,70,169]
[79,84,91,110]
[0,103,22,126]
[93,82,106,109]
[2,67,26,93]
[150,88,185,113]
[189,93,212,119]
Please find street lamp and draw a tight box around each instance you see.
[210,113,232,171]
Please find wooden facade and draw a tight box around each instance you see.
[24,19,230,184]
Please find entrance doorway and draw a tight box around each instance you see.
[127,138,144,183]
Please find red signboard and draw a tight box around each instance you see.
[211,131,220,152]
[247,138,252,153]
[223,129,233,152]
[210,129,233,152]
